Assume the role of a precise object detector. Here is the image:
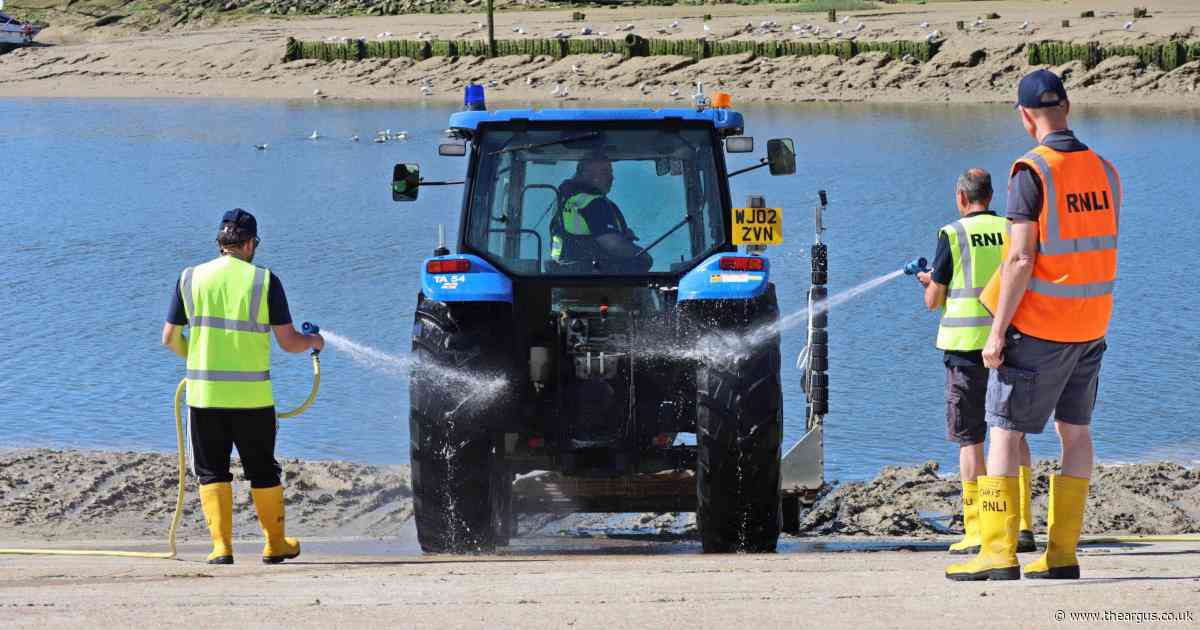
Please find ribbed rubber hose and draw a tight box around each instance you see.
[0,353,320,559]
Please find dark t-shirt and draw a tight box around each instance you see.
[1007,130,1090,222]
[931,210,998,368]
[166,265,292,326]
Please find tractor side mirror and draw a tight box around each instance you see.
[392,163,420,202]
[767,138,796,176]
[438,142,467,157]
[726,136,754,153]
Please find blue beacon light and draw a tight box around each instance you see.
[464,84,486,111]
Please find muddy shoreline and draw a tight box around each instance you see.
[2,1,1200,105]
[3,449,1196,544]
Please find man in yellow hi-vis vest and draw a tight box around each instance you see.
[161,209,323,565]
[550,155,651,271]
[916,169,1035,557]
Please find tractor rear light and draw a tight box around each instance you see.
[527,436,545,449]
[426,259,472,274]
[719,256,765,271]
[653,433,671,447]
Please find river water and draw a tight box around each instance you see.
[2,98,1196,480]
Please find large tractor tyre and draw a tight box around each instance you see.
[692,287,784,554]
[409,298,515,554]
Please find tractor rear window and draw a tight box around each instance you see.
[464,125,728,275]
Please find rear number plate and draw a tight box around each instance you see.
[731,207,782,245]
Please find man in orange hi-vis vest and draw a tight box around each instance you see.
[947,70,1120,582]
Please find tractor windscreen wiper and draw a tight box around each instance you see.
[491,132,600,155]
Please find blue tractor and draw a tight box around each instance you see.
[395,86,825,553]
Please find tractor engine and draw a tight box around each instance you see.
[557,301,636,448]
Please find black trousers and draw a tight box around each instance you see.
[190,406,282,488]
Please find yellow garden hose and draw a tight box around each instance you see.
[0,352,320,560]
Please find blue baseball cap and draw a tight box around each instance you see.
[1016,69,1068,109]
[218,208,257,242]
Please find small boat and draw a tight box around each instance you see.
[0,10,42,52]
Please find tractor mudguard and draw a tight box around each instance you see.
[677,253,770,302]
[421,254,513,303]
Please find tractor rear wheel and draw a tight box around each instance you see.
[692,288,783,553]
[409,299,514,553]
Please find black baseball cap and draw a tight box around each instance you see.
[1016,69,1068,109]
[218,208,258,243]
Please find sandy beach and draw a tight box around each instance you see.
[2,0,1199,105]
[1,449,1198,628]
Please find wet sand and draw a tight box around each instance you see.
[2,0,1199,105]
[2,536,1197,628]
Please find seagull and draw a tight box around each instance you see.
[553,31,567,39]
[580,25,592,35]
[834,29,843,38]
[309,130,320,140]
[571,64,582,74]
[1124,20,1135,30]
[551,82,563,96]
[839,15,849,24]
[669,87,679,97]
[975,17,984,27]
[526,76,535,85]
[372,135,387,144]
[393,131,408,140]
[920,21,930,29]
[487,79,497,87]
[703,24,711,33]
[254,143,269,150]
[854,22,865,32]
[377,32,386,38]
[415,31,426,38]
[670,19,680,29]
[517,27,526,35]
[598,31,607,37]
[926,30,941,41]
[791,24,804,32]
[420,85,433,96]
[351,134,359,142]
[511,25,521,32]
[475,21,484,30]
[313,88,322,96]
[1019,20,1029,30]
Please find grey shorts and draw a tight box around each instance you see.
[985,327,1107,434]
[946,365,988,446]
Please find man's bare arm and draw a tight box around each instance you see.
[924,281,948,311]
[273,324,324,354]
[982,220,1038,367]
[161,323,188,359]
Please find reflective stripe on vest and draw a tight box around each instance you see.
[551,193,600,261]
[936,214,1007,351]
[1010,145,1120,342]
[181,256,274,408]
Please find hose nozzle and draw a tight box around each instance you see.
[903,257,929,275]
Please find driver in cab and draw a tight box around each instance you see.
[551,155,652,271]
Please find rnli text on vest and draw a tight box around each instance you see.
[734,208,778,242]
[969,232,1004,248]
[1065,191,1111,213]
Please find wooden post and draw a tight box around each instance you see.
[956,21,964,30]
[1061,19,1070,27]
[487,0,496,58]
[828,9,836,23]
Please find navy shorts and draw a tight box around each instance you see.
[985,328,1107,434]
[945,365,988,446]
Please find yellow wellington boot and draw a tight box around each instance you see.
[1017,465,1037,553]
[199,482,234,565]
[945,476,1021,581]
[1024,475,1088,579]
[251,485,301,564]
[948,480,981,555]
